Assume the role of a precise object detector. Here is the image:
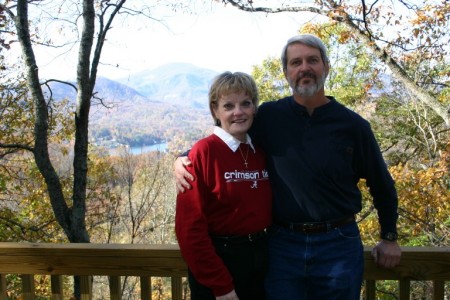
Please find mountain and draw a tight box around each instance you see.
[46,63,218,109]
[45,77,153,105]
[117,62,218,109]
[45,63,217,151]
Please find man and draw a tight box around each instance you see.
[175,34,401,299]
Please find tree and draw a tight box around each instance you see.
[222,0,450,126]
[1,0,110,245]
[0,70,71,243]
[252,57,290,103]
[80,148,177,299]
[0,1,175,297]
[0,0,195,248]
[94,149,176,245]
[0,0,173,243]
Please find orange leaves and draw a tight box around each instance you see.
[359,144,450,246]
[410,3,449,26]
[411,10,429,26]
[388,150,450,245]
[337,30,352,44]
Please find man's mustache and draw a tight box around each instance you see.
[296,72,316,84]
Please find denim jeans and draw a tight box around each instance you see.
[265,221,364,300]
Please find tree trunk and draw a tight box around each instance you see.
[15,0,76,240]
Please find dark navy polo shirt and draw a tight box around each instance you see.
[250,96,398,235]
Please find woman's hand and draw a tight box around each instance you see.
[216,289,239,300]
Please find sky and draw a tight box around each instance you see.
[29,2,319,81]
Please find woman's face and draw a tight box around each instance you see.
[213,91,255,142]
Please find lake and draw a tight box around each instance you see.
[108,142,168,156]
[129,142,168,154]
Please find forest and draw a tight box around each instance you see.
[0,0,449,299]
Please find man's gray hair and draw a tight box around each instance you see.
[281,34,330,71]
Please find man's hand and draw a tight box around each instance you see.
[371,240,401,268]
[173,156,194,193]
[216,289,239,300]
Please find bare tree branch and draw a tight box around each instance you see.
[0,143,33,152]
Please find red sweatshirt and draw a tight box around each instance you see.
[175,133,272,297]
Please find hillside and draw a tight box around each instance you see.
[117,62,218,109]
[46,63,218,152]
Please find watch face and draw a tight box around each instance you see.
[384,232,398,241]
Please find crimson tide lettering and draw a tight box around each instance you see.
[224,169,269,182]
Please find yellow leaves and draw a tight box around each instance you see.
[301,23,322,36]
[434,10,447,22]
[359,146,449,246]
[388,151,450,245]
[410,3,450,27]
[337,30,352,43]
[411,11,429,25]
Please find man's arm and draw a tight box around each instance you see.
[173,156,194,193]
[359,123,401,268]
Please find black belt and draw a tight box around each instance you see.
[275,216,355,234]
[211,229,267,244]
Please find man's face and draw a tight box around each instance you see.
[284,43,329,97]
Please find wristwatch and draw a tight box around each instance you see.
[381,232,398,241]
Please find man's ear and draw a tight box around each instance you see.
[324,63,330,77]
[283,69,288,80]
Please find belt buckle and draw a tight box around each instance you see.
[248,229,266,242]
[248,233,254,242]
[302,223,317,233]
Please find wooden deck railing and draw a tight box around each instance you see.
[0,243,448,300]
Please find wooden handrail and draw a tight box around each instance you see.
[0,243,186,277]
[362,246,449,300]
[363,246,449,280]
[0,243,448,299]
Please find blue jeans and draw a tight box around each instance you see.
[265,222,364,300]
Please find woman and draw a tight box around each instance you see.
[175,71,272,300]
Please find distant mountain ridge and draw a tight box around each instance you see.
[47,77,153,106]
[47,62,218,109]
[45,63,218,151]
[117,62,218,109]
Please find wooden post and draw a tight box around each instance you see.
[0,274,7,300]
[364,279,376,300]
[140,276,152,300]
[80,275,92,300]
[51,275,64,300]
[433,280,444,300]
[21,274,35,300]
[171,277,182,300]
[109,276,121,300]
[399,279,410,300]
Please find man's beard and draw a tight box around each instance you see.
[289,72,327,97]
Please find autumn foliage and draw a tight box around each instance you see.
[359,141,450,247]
